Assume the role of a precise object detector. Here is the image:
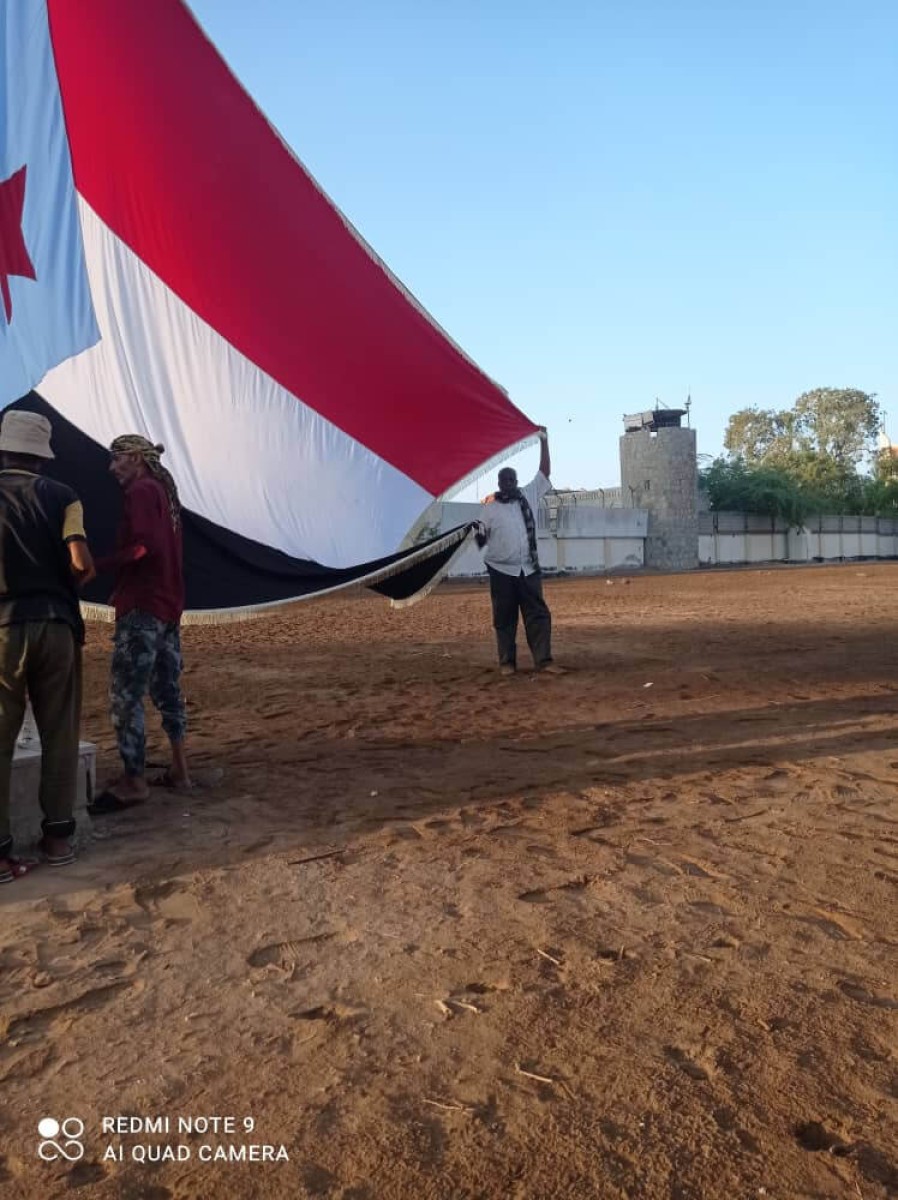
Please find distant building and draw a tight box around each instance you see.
[619,405,698,570]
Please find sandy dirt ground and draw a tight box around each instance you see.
[1,563,897,1199]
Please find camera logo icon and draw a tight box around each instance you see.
[37,1117,85,1162]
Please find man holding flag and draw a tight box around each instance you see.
[474,428,564,677]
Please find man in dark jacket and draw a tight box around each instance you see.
[0,410,96,882]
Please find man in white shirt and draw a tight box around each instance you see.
[474,429,562,676]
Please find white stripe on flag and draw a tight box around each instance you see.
[40,199,433,567]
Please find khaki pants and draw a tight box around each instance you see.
[0,621,82,857]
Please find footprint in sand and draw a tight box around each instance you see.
[713,1107,760,1154]
[525,843,557,860]
[65,1161,110,1189]
[851,1031,893,1064]
[625,852,685,878]
[568,817,619,843]
[793,908,864,941]
[665,1045,714,1081]
[6,980,135,1046]
[300,1163,340,1197]
[838,980,898,1010]
[678,857,727,880]
[794,1121,853,1155]
[484,823,525,840]
[247,933,338,969]
[517,875,596,904]
[465,980,511,994]
[291,1002,366,1024]
[710,933,741,951]
[757,1015,790,1034]
[385,825,424,844]
[596,946,639,964]
[132,880,201,924]
[687,898,734,918]
[832,783,858,799]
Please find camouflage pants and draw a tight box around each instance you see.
[111,611,187,777]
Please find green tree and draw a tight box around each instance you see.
[722,407,793,463]
[701,457,809,525]
[773,448,861,510]
[874,444,898,483]
[723,388,880,472]
[715,388,883,521]
[857,476,898,515]
[791,388,881,468]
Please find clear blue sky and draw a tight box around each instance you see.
[191,0,896,494]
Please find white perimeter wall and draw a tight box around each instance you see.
[430,502,648,576]
[699,513,898,566]
[427,506,898,577]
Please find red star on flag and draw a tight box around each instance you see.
[0,165,37,324]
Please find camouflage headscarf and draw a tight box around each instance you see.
[110,435,181,530]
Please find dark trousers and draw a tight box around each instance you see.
[0,621,82,857]
[487,567,552,668]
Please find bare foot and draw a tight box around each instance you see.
[166,742,192,790]
[107,775,151,802]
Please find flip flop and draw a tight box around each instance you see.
[0,858,40,884]
[38,839,75,867]
[87,789,146,815]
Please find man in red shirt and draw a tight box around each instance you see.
[91,436,191,811]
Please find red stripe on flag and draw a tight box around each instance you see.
[47,0,536,495]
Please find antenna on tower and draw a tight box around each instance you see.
[685,388,692,428]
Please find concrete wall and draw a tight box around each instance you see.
[619,427,698,570]
[430,501,897,576]
[431,501,647,577]
[547,487,623,509]
[699,513,898,566]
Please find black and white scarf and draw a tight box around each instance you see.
[494,489,540,569]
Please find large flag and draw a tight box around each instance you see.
[0,1,98,401]
[4,0,539,619]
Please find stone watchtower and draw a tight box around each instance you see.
[619,407,698,570]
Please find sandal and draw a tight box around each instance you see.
[0,857,40,884]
